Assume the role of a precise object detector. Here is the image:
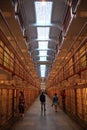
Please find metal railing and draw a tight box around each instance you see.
[48,22,87,86]
[0,10,37,87]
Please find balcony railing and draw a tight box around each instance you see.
[0,10,38,87]
[48,22,87,86]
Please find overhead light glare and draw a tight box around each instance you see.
[42,0,46,6]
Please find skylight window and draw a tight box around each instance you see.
[38,41,48,61]
[40,57,46,61]
[35,1,53,77]
[38,42,48,49]
[35,1,52,25]
[37,27,49,40]
[39,51,47,56]
[39,51,47,61]
[40,65,46,77]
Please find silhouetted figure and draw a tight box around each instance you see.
[18,91,25,117]
[40,92,46,113]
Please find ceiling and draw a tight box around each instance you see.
[11,0,80,78]
[0,0,87,83]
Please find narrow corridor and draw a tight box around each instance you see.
[11,96,83,130]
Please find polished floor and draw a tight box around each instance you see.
[11,95,83,130]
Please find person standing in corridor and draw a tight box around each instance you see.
[52,93,58,112]
[40,92,46,113]
[18,91,25,117]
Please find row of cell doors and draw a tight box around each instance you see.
[66,87,87,122]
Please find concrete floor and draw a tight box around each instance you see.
[11,95,83,130]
